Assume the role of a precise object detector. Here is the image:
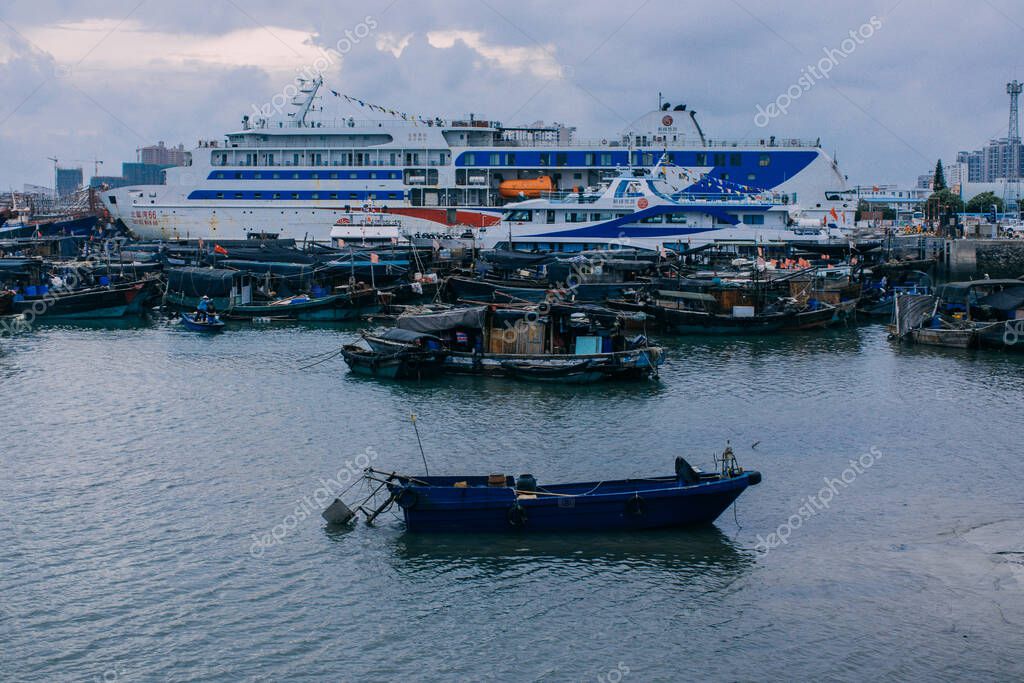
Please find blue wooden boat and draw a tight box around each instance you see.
[180,312,225,333]
[362,451,760,533]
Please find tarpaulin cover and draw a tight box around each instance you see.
[976,285,1024,312]
[166,267,239,298]
[396,306,488,333]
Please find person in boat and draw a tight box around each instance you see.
[196,295,210,322]
[206,298,218,321]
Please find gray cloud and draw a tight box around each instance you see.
[1,0,1022,189]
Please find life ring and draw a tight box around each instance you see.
[396,487,419,509]
[625,494,645,517]
[507,503,527,527]
[600,138,608,146]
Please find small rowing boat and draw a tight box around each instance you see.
[180,312,225,333]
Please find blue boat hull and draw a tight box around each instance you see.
[390,472,759,533]
[180,312,225,332]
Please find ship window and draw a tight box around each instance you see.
[506,153,516,165]
[464,153,476,165]
[216,193,224,199]
[330,193,338,199]
[291,193,300,199]
[713,153,726,166]
[748,174,757,181]
[254,173,262,179]
[234,193,243,198]
[547,210,556,224]
[489,153,500,165]
[370,172,378,179]
[566,211,586,222]
[292,172,300,179]
[759,154,771,167]
[273,173,281,179]
[585,153,595,165]
[311,193,320,199]
[350,173,358,179]
[254,192,263,198]
[730,153,742,166]
[391,172,400,179]
[667,213,688,224]
[389,193,399,199]
[642,153,653,166]
[273,193,281,199]
[369,193,377,200]
[696,153,707,165]
[539,153,550,166]
[235,172,243,179]
[507,209,533,221]
[312,173,320,179]
[743,214,765,225]
[216,172,225,179]
[600,153,612,166]
[330,173,339,179]
[720,173,730,180]
[556,153,568,166]
[349,193,358,199]
[640,214,664,224]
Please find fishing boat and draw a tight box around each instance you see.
[340,329,448,379]
[326,446,760,533]
[10,278,161,319]
[164,267,382,321]
[500,359,606,384]
[889,280,1024,351]
[180,312,225,333]
[377,303,663,379]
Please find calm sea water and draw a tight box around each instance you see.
[1,318,1022,682]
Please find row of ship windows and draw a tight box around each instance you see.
[211,170,404,180]
[462,152,773,167]
[188,190,406,201]
[505,210,766,225]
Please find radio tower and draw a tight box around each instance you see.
[1008,80,1022,180]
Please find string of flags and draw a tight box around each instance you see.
[329,90,442,127]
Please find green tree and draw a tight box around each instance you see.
[933,160,947,191]
[965,191,1004,214]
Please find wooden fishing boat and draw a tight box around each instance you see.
[340,329,448,379]
[780,302,837,331]
[336,448,761,533]
[381,303,663,380]
[10,278,160,319]
[180,312,225,333]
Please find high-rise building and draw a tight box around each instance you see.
[55,167,83,197]
[138,141,187,166]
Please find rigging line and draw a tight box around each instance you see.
[298,349,342,370]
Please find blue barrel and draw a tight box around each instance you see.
[24,285,37,297]
[99,276,110,286]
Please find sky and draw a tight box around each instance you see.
[1,0,1023,191]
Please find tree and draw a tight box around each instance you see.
[933,160,947,191]
[965,191,1004,214]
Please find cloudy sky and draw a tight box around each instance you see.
[1,0,1022,191]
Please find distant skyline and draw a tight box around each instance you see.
[2,0,1024,190]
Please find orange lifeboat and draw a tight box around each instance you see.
[498,176,554,199]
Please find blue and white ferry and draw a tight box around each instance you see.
[478,163,841,252]
[100,77,853,243]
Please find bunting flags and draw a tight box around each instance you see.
[329,91,442,125]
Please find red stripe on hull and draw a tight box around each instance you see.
[384,208,501,228]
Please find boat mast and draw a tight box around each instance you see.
[295,76,323,127]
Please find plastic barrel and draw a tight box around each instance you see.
[99,276,110,286]
[24,285,37,297]
[38,285,49,296]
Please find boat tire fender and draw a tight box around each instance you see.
[508,503,527,527]
[625,494,646,517]
[396,487,418,510]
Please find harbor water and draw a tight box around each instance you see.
[1,320,1022,681]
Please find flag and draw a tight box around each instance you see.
[214,244,228,256]
[829,207,839,221]
[330,89,340,97]
[369,252,379,264]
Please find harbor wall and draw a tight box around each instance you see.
[944,239,1024,278]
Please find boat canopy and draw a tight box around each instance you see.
[396,306,488,333]
[656,289,718,303]
[935,279,1024,302]
[976,286,1024,312]
[166,267,242,298]
[376,328,442,344]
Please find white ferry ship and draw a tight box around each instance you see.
[101,77,852,243]
[478,163,841,252]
